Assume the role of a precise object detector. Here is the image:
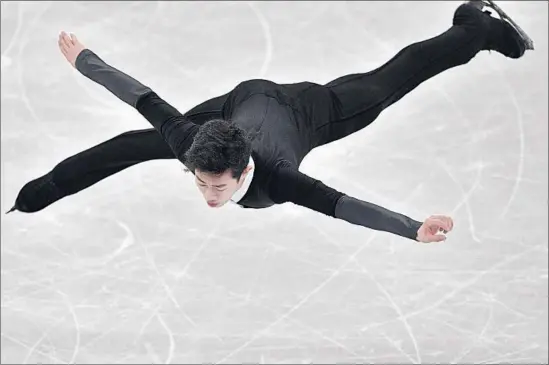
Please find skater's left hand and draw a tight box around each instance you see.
[58,31,86,68]
[416,215,454,243]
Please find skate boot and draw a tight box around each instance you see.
[6,172,64,214]
[467,0,534,58]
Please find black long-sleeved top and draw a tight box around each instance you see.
[135,82,344,214]
[40,49,422,240]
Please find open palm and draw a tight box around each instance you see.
[58,31,86,68]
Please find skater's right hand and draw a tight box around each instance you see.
[58,31,86,68]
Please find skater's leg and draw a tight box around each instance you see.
[10,128,175,213]
[9,91,229,213]
[313,2,527,146]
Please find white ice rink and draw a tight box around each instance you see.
[1,1,548,364]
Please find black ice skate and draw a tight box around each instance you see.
[6,172,64,214]
[484,0,534,50]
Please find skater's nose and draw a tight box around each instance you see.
[204,189,220,201]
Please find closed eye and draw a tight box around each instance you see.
[198,183,225,191]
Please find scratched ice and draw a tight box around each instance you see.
[1,1,548,364]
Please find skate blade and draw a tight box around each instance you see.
[484,0,534,50]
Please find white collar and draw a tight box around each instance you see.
[230,155,255,204]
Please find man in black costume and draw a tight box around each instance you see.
[9,1,533,243]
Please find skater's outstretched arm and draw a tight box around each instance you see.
[58,31,197,161]
[269,162,453,243]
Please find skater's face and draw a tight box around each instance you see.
[194,166,253,208]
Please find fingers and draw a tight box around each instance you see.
[427,216,453,232]
[58,35,68,56]
[60,31,73,48]
[432,215,454,231]
[417,231,446,243]
[428,234,446,243]
[58,31,78,53]
[70,33,79,45]
[58,31,83,68]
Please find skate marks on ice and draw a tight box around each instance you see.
[2,1,548,364]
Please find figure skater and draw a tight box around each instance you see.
[8,1,533,243]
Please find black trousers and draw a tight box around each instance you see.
[21,4,494,210]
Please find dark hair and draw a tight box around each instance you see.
[183,119,252,180]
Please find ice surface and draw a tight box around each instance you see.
[1,1,548,364]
